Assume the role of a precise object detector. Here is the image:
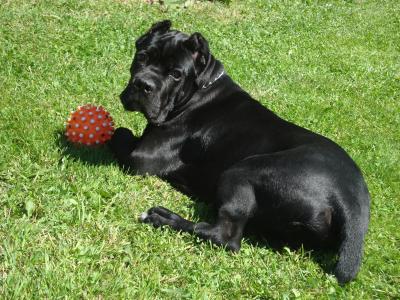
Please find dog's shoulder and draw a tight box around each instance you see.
[186,86,282,142]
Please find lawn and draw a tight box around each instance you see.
[0,0,399,298]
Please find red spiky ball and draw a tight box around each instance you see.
[65,104,114,146]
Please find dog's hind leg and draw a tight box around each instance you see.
[140,169,257,251]
[196,170,257,251]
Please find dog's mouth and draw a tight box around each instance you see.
[122,100,139,112]
[122,98,162,125]
[148,118,162,126]
[120,91,141,112]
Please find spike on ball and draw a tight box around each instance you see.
[65,104,114,146]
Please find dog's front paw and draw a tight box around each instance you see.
[108,127,138,157]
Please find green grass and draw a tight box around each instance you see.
[1,0,399,298]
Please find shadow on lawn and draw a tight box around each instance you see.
[243,234,338,277]
[55,129,115,166]
[187,200,338,278]
[55,128,338,278]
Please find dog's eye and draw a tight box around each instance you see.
[136,52,147,63]
[169,69,182,80]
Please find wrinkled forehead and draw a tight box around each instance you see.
[137,30,189,56]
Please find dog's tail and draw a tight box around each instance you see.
[333,195,369,284]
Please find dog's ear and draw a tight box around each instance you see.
[136,20,172,48]
[183,32,210,69]
[148,20,172,34]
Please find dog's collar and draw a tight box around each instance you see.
[201,71,225,89]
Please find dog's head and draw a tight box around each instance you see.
[120,20,216,125]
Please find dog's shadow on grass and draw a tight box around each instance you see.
[188,200,338,279]
[243,234,338,278]
[55,129,115,166]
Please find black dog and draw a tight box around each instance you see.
[109,20,370,284]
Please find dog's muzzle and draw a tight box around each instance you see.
[120,84,140,111]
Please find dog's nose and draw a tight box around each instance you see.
[132,78,154,94]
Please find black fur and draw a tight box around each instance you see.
[109,20,370,284]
